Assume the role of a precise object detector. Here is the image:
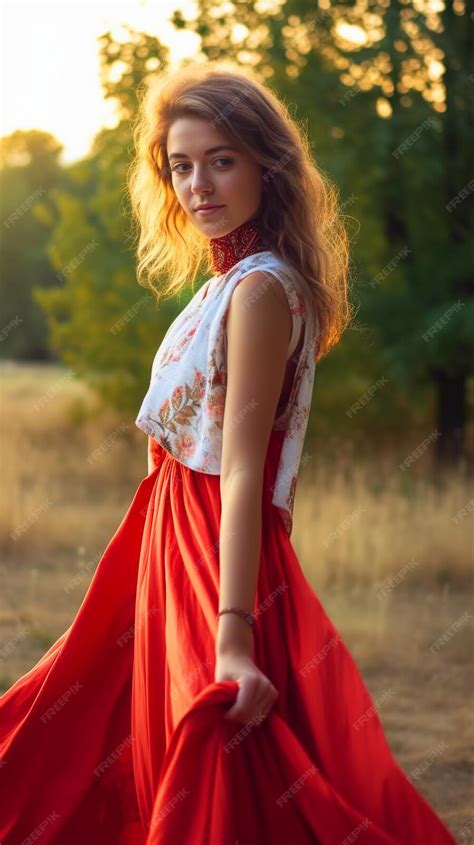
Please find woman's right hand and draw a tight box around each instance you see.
[215,651,278,725]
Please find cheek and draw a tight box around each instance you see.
[171,179,187,204]
[237,166,262,192]
[216,169,243,196]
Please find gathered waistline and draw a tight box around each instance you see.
[148,427,286,477]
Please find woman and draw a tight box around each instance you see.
[0,62,458,844]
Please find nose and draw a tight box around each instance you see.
[190,164,213,196]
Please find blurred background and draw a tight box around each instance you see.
[0,0,472,837]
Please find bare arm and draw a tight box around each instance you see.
[216,270,292,658]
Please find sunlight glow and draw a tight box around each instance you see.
[1,1,200,164]
[335,22,369,47]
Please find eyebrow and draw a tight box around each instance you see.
[168,145,240,161]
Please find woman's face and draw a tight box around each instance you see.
[166,115,264,238]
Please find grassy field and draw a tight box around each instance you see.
[1,360,472,841]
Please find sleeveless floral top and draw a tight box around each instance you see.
[135,251,319,536]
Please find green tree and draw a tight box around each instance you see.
[0,130,64,359]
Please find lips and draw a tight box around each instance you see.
[194,204,224,211]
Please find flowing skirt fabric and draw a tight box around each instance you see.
[0,429,458,844]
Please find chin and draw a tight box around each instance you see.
[201,218,233,238]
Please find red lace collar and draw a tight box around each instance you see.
[209,217,265,275]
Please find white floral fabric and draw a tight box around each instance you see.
[135,251,319,535]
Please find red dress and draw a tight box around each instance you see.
[0,427,458,844]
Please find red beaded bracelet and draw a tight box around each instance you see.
[217,607,256,628]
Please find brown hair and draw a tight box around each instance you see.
[127,59,355,361]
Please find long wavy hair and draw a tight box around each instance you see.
[127,59,355,361]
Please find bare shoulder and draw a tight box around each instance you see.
[227,270,292,343]
[230,269,290,308]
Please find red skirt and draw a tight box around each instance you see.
[0,429,458,844]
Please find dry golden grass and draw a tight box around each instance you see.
[1,361,472,840]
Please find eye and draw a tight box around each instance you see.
[171,157,234,173]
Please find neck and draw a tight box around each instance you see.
[209,216,265,275]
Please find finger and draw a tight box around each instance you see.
[255,682,278,713]
[224,678,258,722]
[257,684,279,720]
[226,687,276,725]
[253,690,272,718]
[254,695,275,724]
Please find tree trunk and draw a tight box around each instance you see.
[432,369,468,464]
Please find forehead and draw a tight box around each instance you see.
[166,116,238,157]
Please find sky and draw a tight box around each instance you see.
[0,0,200,164]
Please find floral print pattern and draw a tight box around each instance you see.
[135,251,319,535]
